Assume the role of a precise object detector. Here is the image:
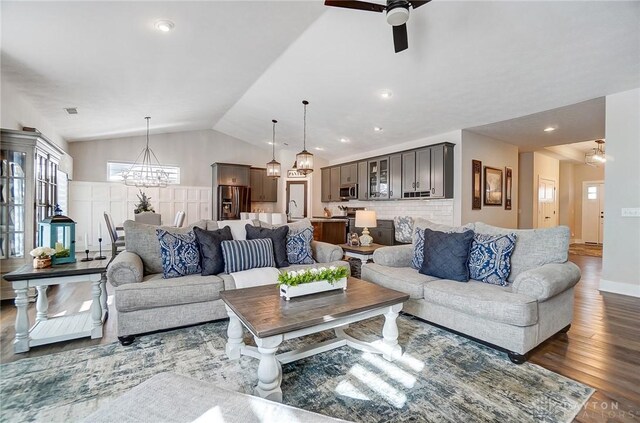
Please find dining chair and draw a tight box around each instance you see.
[104,212,126,258]
[172,211,186,228]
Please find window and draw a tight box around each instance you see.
[587,186,597,200]
[107,162,180,184]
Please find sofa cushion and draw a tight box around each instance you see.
[194,226,233,276]
[361,263,439,299]
[124,220,207,275]
[221,238,276,273]
[115,273,224,312]
[474,222,570,282]
[423,280,538,326]
[246,224,290,268]
[468,232,517,286]
[157,229,202,279]
[217,219,254,240]
[420,228,474,282]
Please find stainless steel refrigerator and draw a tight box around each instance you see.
[217,186,251,220]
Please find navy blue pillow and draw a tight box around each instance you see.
[419,228,475,282]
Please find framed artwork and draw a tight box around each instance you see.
[472,160,482,210]
[484,166,503,206]
[505,167,513,210]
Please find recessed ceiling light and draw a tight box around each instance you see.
[374,127,383,132]
[155,20,175,32]
[340,138,350,143]
[379,89,393,99]
[267,141,274,145]
[314,147,324,151]
[544,127,556,132]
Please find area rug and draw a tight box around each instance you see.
[0,315,593,423]
[569,243,603,257]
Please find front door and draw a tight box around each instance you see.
[582,182,605,244]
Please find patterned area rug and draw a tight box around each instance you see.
[569,243,603,257]
[0,315,593,423]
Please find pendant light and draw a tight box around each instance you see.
[122,117,169,187]
[296,100,314,175]
[266,119,281,178]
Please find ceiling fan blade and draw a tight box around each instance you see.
[324,0,386,13]
[410,0,431,9]
[393,24,408,53]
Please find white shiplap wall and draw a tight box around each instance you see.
[69,181,210,248]
[324,199,454,226]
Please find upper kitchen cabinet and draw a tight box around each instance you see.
[368,157,389,200]
[402,143,454,198]
[212,163,251,187]
[321,166,342,202]
[250,168,277,202]
[330,167,340,202]
[389,154,402,200]
[357,161,368,200]
[340,163,357,185]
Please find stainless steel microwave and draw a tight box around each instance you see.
[340,184,358,200]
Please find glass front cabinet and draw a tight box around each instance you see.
[1,129,64,299]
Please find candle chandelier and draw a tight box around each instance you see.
[296,100,314,175]
[122,117,169,187]
[266,119,281,178]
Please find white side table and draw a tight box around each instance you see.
[341,243,384,264]
[4,260,108,353]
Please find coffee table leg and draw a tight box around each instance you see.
[255,335,284,402]
[225,305,245,359]
[14,282,30,353]
[382,303,403,361]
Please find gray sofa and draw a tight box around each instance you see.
[107,219,347,345]
[361,220,581,363]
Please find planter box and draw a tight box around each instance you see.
[280,277,347,301]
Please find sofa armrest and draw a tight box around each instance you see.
[511,261,581,301]
[311,241,344,263]
[107,252,144,287]
[372,245,414,268]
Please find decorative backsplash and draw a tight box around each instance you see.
[324,199,454,226]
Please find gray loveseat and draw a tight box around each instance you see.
[107,219,347,345]
[361,220,580,363]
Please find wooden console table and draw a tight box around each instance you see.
[4,260,108,353]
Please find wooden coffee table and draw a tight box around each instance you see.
[220,277,409,402]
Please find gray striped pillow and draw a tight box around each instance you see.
[221,238,276,273]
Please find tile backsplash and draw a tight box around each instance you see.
[323,199,454,226]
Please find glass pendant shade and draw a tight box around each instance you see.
[296,100,314,175]
[122,117,169,188]
[266,119,281,178]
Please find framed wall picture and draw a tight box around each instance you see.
[484,166,503,206]
[472,160,482,210]
[505,167,513,210]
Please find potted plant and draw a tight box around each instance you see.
[134,189,155,214]
[278,266,349,300]
[30,247,57,269]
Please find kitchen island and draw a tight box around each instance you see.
[309,217,348,245]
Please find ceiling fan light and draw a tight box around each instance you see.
[386,7,409,26]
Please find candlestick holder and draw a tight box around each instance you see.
[81,249,94,262]
[96,237,107,260]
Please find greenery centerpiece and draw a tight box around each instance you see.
[278,266,349,300]
[134,189,155,214]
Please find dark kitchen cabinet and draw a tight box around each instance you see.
[368,157,389,200]
[321,168,331,202]
[401,144,453,198]
[250,168,277,202]
[349,219,396,246]
[330,167,341,202]
[213,163,250,187]
[389,154,402,200]
[340,163,357,185]
[357,161,368,200]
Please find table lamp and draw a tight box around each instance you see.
[355,210,377,246]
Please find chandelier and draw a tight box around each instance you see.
[585,139,606,166]
[266,119,281,178]
[122,117,169,187]
[296,100,314,175]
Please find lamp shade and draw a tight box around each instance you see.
[355,210,377,228]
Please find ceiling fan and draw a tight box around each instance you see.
[324,0,431,53]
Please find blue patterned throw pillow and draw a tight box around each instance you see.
[221,238,276,274]
[411,227,425,269]
[468,232,517,286]
[156,229,201,279]
[287,226,315,265]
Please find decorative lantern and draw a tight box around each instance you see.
[38,214,76,264]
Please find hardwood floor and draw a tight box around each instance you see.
[1,254,638,421]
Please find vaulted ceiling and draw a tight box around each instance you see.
[2,1,639,159]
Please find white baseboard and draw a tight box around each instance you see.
[571,238,583,244]
[599,279,640,298]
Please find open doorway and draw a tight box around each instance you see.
[286,181,307,220]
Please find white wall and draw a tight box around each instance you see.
[461,131,519,228]
[518,151,559,229]
[558,162,576,237]
[1,76,71,173]
[327,130,463,225]
[601,88,640,297]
